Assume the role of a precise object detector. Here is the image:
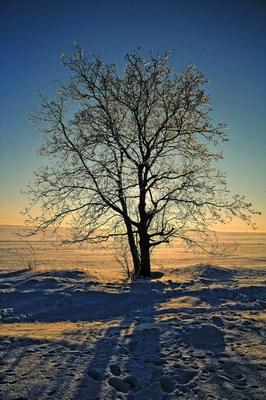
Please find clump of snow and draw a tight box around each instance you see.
[175,368,198,385]
[88,367,105,381]
[109,363,121,376]
[160,375,176,392]
[191,264,235,281]
[108,376,131,393]
[183,323,225,348]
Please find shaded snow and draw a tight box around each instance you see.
[0,265,266,399]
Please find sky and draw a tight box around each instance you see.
[0,0,265,230]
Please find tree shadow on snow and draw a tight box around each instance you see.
[0,267,265,399]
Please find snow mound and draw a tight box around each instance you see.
[36,270,88,280]
[183,323,225,348]
[191,264,234,281]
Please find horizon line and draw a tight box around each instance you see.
[0,223,265,234]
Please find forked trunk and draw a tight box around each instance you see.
[125,221,140,276]
[131,246,141,276]
[139,230,151,277]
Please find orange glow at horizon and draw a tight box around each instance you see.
[0,205,265,232]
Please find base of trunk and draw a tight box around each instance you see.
[139,266,151,278]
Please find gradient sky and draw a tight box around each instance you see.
[0,0,265,230]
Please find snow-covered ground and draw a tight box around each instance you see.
[0,264,265,399]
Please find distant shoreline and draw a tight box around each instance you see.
[1,224,266,234]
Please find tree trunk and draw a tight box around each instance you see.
[125,220,140,276]
[137,164,151,277]
[139,230,151,277]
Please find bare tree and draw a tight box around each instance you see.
[14,242,37,271]
[113,235,132,281]
[24,47,258,277]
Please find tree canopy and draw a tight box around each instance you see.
[25,47,257,277]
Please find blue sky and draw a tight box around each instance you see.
[0,0,265,229]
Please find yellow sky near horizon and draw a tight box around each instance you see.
[0,212,265,233]
[1,187,265,233]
